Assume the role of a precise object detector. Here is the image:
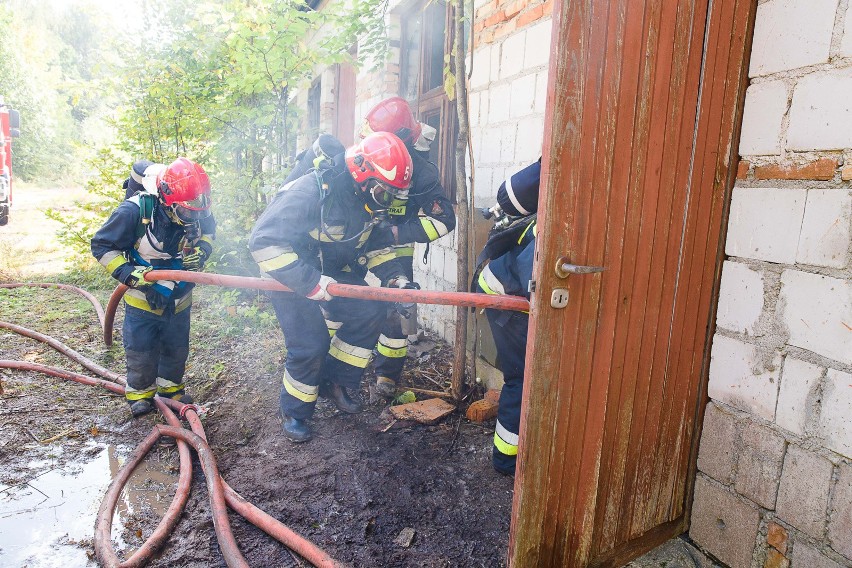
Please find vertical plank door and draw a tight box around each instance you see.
[509,0,756,566]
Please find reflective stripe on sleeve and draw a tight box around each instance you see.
[283,369,319,403]
[494,419,519,456]
[377,334,408,358]
[420,217,448,240]
[100,251,126,273]
[477,266,507,296]
[252,245,299,272]
[328,335,373,368]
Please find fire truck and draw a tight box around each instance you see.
[0,96,21,226]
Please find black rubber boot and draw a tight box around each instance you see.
[323,383,362,414]
[129,399,155,418]
[282,416,312,442]
[375,376,397,398]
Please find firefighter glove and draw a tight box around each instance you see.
[388,277,420,290]
[125,266,153,288]
[306,275,336,302]
[183,241,212,271]
[145,287,171,311]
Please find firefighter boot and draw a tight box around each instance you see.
[321,383,362,414]
[282,416,312,443]
[375,376,397,398]
[129,399,155,418]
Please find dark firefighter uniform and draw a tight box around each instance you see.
[91,195,215,403]
[286,136,455,393]
[248,166,407,421]
[476,218,536,475]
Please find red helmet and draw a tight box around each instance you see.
[157,157,211,222]
[345,132,413,208]
[360,97,422,145]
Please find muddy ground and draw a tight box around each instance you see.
[1,283,513,567]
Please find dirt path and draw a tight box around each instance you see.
[0,183,88,277]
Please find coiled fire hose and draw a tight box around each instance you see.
[1,283,342,567]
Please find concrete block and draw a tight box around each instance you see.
[819,369,852,459]
[788,71,852,152]
[470,45,492,89]
[796,189,852,269]
[791,542,846,568]
[488,82,512,123]
[697,401,740,485]
[499,30,526,79]
[725,187,806,264]
[534,71,548,114]
[690,475,761,568]
[735,420,786,509]
[480,126,503,163]
[708,334,781,421]
[522,19,552,70]
[749,0,838,77]
[490,43,501,85]
[716,260,765,335]
[776,445,832,539]
[500,123,518,162]
[776,357,823,436]
[841,4,852,58]
[514,115,545,162]
[828,462,852,560]
[469,91,482,127]
[739,81,788,156]
[778,270,852,366]
[509,73,537,118]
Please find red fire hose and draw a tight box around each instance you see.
[2,312,344,566]
[102,269,530,346]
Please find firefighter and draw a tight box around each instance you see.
[91,157,215,418]
[284,97,456,398]
[249,132,415,443]
[475,161,540,476]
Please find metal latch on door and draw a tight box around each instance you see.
[550,256,606,309]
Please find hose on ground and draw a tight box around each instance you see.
[1,294,345,567]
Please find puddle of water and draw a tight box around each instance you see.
[0,442,179,567]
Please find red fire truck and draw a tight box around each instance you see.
[0,96,21,226]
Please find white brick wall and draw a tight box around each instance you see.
[840,4,852,58]
[738,80,788,155]
[796,189,852,268]
[787,70,852,151]
[708,334,781,421]
[725,187,806,263]
[776,357,823,436]
[500,32,526,79]
[749,0,839,77]
[715,260,764,335]
[778,270,852,366]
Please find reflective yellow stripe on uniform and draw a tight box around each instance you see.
[494,419,519,456]
[518,221,536,244]
[124,289,193,315]
[377,334,407,358]
[394,245,414,258]
[156,377,185,394]
[125,384,157,401]
[283,369,319,403]
[478,266,506,296]
[308,227,345,242]
[328,335,372,368]
[200,234,214,246]
[251,245,299,272]
[101,251,127,274]
[366,247,397,269]
[325,319,342,337]
[420,216,449,241]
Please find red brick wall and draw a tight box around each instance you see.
[473,0,552,46]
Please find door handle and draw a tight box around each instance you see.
[555,256,606,278]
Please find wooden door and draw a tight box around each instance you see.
[509,0,756,566]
